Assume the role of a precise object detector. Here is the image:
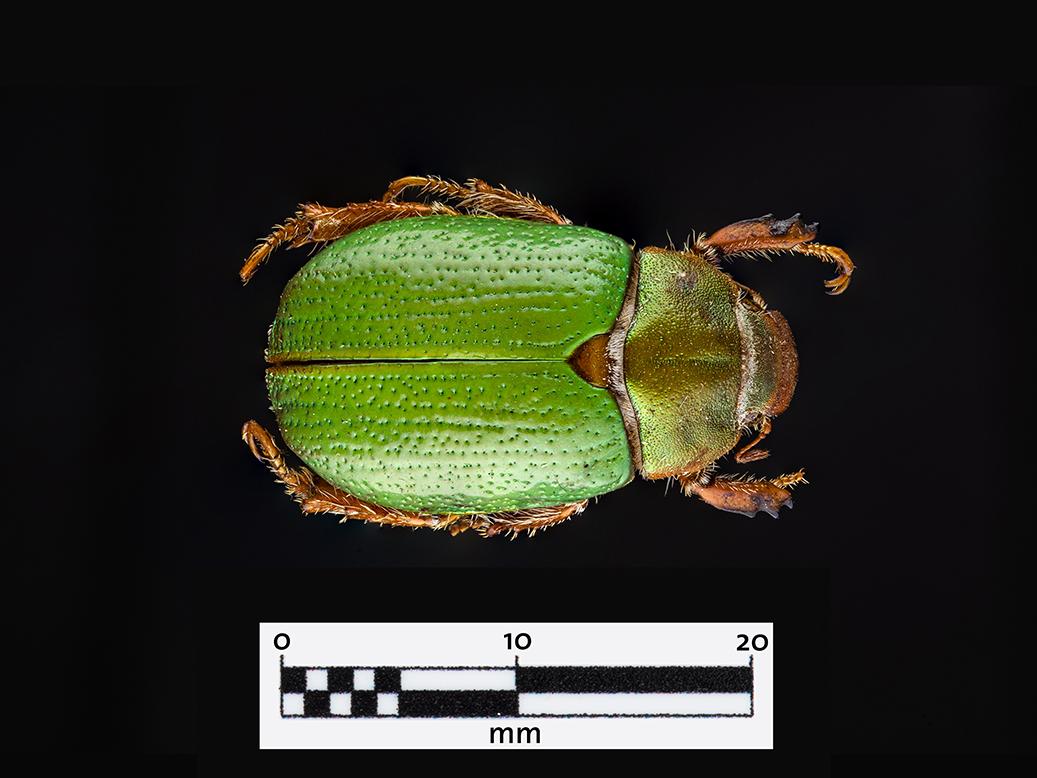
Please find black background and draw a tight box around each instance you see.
[5,81,1029,762]
[200,568,827,770]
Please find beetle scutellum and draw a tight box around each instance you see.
[241,176,854,537]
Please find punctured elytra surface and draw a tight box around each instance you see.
[267,361,633,514]
[269,216,633,363]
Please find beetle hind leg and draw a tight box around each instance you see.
[476,501,590,539]
[241,176,571,283]
[676,468,807,518]
[240,199,460,283]
[242,420,588,536]
[242,420,451,529]
[382,175,571,225]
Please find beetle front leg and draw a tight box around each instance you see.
[677,469,807,518]
[698,214,855,295]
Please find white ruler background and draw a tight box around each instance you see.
[259,622,773,749]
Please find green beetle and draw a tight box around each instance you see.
[241,176,854,537]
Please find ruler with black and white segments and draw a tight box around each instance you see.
[260,623,772,749]
[281,657,753,718]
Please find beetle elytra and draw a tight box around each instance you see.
[241,176,854,537]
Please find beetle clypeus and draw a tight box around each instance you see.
[241,176,854,537]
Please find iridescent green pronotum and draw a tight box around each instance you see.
[241,176,854,537]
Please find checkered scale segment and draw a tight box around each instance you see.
[281,666,411,718]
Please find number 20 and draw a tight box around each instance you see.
[736,634,768,651]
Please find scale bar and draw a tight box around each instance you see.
[263,623,773,748]
[281,663,752,718]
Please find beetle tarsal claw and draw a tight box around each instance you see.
[791,242,855,295]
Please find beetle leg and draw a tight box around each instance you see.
[734,418,772,464]
[476,501,590,539]
[788,242,855,296]
[243,420,588,536]
[242,176,570,283]
[735,281,768,311]
[382,175,571,225]
[240,200,459,283]
[676,469,807,518]
[698,214,854,295]
[242,419,466,530]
